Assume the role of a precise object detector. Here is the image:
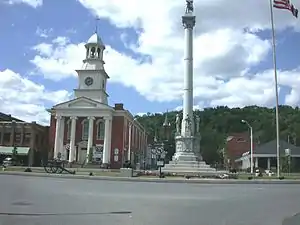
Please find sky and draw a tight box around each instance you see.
[0,0,300,125]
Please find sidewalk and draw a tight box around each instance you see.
[1,171,300,184]
[4,166,117,173]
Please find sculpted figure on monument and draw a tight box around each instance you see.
[175,113,181,133]
[185,115,192,132]
[195,115,200,133]
[185,0,194,14]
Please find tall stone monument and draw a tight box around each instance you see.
[163,0,216,174]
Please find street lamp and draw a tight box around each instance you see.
[241,119,253,174]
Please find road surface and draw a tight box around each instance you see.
[0,175,299,225]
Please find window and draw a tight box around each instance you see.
[24,133,31,143]
[14,133,21,143]
[113,148,119,162]
[236,138,246,143]
[35,134,39,145]
[66,120,71,140]
[96,120,105,140]
[4,133,10,142]
[82,120,89,140]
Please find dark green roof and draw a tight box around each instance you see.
[254,140,300,155]
[0,112,23,122]
[0,146,30,155]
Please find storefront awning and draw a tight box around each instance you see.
[0,146,30,155]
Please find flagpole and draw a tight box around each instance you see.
[269,0,281,178]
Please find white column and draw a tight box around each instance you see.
[128,123,132,161]
[103,117,112,164]
[255,157,258,168]
[69,116,77,163]
[54,115,62,159]
[86,116,95,163]
[267,158,271,170]
[107,119,112,163]
[181,15,195,136]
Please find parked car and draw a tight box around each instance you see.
[2,157,18,167]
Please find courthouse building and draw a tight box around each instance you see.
[48,32,147,169]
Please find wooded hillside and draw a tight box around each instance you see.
[135,106,300,164]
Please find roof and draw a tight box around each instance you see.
[0,146,30,155]
[86,32,104,46]
[0,112,24,122]
[254,139,300,155]
[51,96,115,111]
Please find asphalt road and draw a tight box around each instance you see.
[0,175,300,225]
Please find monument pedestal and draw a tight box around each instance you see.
[163,134,220,175]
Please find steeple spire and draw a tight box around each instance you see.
[95,17,100,34]
[154,131,158,142]
[163,110,171,127]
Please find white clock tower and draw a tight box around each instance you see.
[74,32,109,104]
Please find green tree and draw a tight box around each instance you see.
[135,105,300,164]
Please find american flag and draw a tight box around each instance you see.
[273,0,298,18]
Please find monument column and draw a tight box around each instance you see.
[69,116,77,162]
[163,0,217,174]
[86,116,95,163]
[181,0,196,136]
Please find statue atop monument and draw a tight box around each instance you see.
[185,0,194,14]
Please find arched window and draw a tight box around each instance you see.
[66,120,71,140]
[97,48,101,58]
[82,119,89,140]
[96,119,105,140]
[90,47,96,58]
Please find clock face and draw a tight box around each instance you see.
[85,77,93,86]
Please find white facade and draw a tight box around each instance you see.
[51,32,113,164]
[236,152,300,170]
[74,33,109,104]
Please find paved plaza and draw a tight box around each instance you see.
[0,175,299,225]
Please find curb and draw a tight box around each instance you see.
[0,172,300,184]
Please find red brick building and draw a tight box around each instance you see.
[226,132,255,167]
[0,113,49,166]
[48,32,147,169]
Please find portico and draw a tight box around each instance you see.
[52,97,114,164]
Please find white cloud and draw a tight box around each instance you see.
[173,105,203,112]
[0,69,71,124]
[7,0,42,8]
[52,36,70,46]
[29,0,300,109]
[36,27,53,38]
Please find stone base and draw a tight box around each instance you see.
[163,160,220,175]
[120,168,133,177]
[172,152,198,161]
[163,152,224,175]
[165,133,224,175]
